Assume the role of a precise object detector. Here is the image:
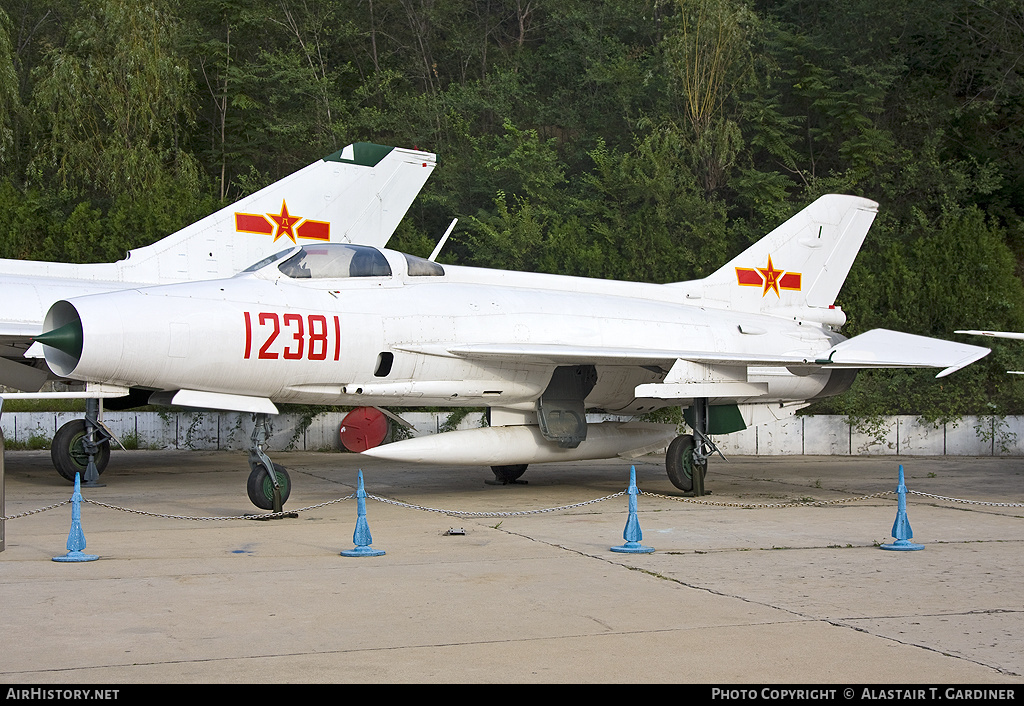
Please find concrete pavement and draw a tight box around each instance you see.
[1,449,1022,684]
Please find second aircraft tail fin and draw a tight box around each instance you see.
[116,143,436,284]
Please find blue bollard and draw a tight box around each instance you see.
[341,470,385,557]
[53,473,99,562]
[881,464,923,551]
[611,466,654,554]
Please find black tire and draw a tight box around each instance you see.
[247,462,291,510]
[665,434,706,492]
[490,464,528,484]
[51,419,111,482]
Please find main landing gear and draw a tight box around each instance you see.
[51,399,113,485]
[246,413,291,511]
[665,398,723,496]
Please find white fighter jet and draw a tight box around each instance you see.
[34,193,990,508]
[0,142,436,481]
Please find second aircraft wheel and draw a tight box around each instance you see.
[665,434,706,492]
[247,462,291,510]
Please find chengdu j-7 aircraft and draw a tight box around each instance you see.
[0,143,436,482]
[34,193,990,509]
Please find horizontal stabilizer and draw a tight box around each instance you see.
[821,329,990,378]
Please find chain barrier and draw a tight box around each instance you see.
[79,494,356,521]
[638,490,896,508]
[0,500,68,521]
[907,490,1024,508]
[364,491,625,517]
[2,487,1021,524]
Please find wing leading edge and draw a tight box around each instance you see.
[394,328,989,381]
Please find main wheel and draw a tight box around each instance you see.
[51,419,111,482]
[247,462,291,510]
[490,464,528,484]
[665,434,706,492]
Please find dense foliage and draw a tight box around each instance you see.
[2,0,1024,417]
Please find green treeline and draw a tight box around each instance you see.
[2,0,1024,419]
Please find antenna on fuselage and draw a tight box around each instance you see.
[428,218,458,262]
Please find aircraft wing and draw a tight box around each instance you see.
[0,323,130,396]
[398,343,807,367]
[0,322,42,340]
[395,328,989,378]
[0,323,48,391]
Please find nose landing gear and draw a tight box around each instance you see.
[246,413,292,512]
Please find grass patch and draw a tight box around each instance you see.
[4,433,51,450]
[1,399,86,413]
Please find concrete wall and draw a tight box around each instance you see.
[1,410,1021,455]
[0,410,488,452]
[710,414,1021,456]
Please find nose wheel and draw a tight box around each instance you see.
[247,459,291,510]
[246,413,291,511]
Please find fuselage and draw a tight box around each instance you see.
[43,245,850,414]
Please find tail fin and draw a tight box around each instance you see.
[115,143,436,283]
[671,195,878,316]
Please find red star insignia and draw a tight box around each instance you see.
[758,255,784,297]
[268,200,300,243]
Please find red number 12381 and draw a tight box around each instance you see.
[243,312,340,361]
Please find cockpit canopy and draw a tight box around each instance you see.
[278,244,391,279]
[241,244,444,279]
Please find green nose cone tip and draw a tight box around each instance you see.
[34,320,83,358]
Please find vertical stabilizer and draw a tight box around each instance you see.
[115,143,436,284]
[671,195,878,316]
